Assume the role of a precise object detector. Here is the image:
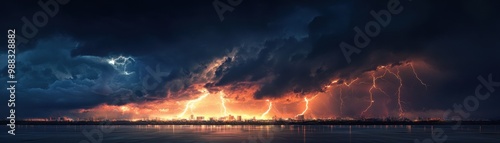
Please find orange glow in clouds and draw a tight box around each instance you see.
[77,60,434,120]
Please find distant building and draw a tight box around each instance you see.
[196,116,204,121]
[209,117,216,121]
[272,115,278,121]
[228,115,235,121]
[237,116,242,121]
[190,115,194,120]
[219,117,227,121]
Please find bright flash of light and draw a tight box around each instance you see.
[107,56,136,75]
[326,79,339,88]
[120,106,130,114]
[178,89,210,118]
[260,100,272,119]
[331,80,339,84]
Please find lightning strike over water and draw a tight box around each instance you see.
[178,89,210,118]
[386,67,404,118]
[410,63,429,89]
[83,61,433,120]
[338,78,358,115]
[361,69,390,116]
[220,93,228,116]
[298,95,319,116]
[298,97,309,116]
[374,71,390,97]
[260,100,272,119]
[361,73,377,116]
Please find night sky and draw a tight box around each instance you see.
[1,0,500,120]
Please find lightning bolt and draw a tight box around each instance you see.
[338,87,344,115]
[107,56,135,75]
[297,95,318,116]
[361,70,388,116]
[373,71,390,97]
[343,78,359,87]
[361,73,377,116]
[338,78,358,115]
[220,93,228,116]
[386,67,404,118]
[260,100,272,119]
[178,89,209,118]
[298,97,309,116]
[410,63,429,89]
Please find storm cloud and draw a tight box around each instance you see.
[1,0,500,119]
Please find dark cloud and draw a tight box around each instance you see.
[1,0,500,119]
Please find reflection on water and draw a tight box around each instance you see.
[1,125,499,143]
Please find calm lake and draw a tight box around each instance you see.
[1,125,499,143]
